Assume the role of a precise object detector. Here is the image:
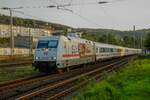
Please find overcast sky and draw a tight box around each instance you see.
[0,0,150,30]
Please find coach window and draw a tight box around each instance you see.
[104,48,107,52]
[110,48,113,52]
[104,48,106,52]
[100,48,104,52]
[106,48,108,52]
[109,48,111,52]
[103,48,105,52]
[96,48,98,53]
[108,48,110,52]
[103,48,106,52]
[100,48,102,52]
[99,48,101,53]
[101,48,104,52]
[107,48,109,52]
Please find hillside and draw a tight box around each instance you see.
[0,14,149,48]
[75,28,149,38]
[0,14,71,30]
[0,14,149,38]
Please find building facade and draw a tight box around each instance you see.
[0,24,53,37]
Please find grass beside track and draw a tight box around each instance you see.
[0,65,38,82]
[74,55,150,100]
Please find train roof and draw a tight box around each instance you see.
[38,35,141,50]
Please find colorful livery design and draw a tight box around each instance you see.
[33,35,141,72]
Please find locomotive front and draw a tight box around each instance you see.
[33,36,59,72]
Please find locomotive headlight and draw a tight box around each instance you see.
[52,57,56,60]
[35,57,39,60]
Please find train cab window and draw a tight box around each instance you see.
[37,40,58,48]
[48,40,58,48]
[37,40,49,48]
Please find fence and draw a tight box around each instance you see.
[0,48,34,56]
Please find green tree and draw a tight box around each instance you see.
[98,34,107,43]
[144,32,150,50]
[82,33,99,42]
[123,35,134,48]
[98,33,123,46]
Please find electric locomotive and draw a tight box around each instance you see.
[33,33,141,73]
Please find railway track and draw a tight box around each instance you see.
[17,57,129,100]
[0,73,48,87]
[0,56,32,61]
[49,59,128,100]
[0,61,32,68]
[0,56,32,67]
[0,56,132,100]
[0,61,32,67]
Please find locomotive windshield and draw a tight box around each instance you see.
[37,40,58,48]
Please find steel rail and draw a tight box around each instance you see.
[0,56,133,100]
[45,59,128,100]
[0,56,32,60]
[1,59,109,100]
[48,59,128,100]
[0,73,47,87]
[0,61,32,67]
[17,57,129,100]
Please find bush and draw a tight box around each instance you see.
[75,56,150,100]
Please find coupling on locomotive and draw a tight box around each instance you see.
[33,33,141,73]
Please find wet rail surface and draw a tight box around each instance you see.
[0,56,134,100]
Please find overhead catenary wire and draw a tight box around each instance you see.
[0,0,126,28]
[0,8,48,23]
[0,0,126,9]
[99,5,120,28]
[0,0,107,9]
[46,0,105,27]
[54,6,103,28]
[69,10,104,27]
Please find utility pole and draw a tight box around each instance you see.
[10,9,14,56]
[29,28,32,56]
[107,33,109,44]
[1,7,22,56]
[133,25,136,48]
[141,36,143,49]
[0,25,1,37]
